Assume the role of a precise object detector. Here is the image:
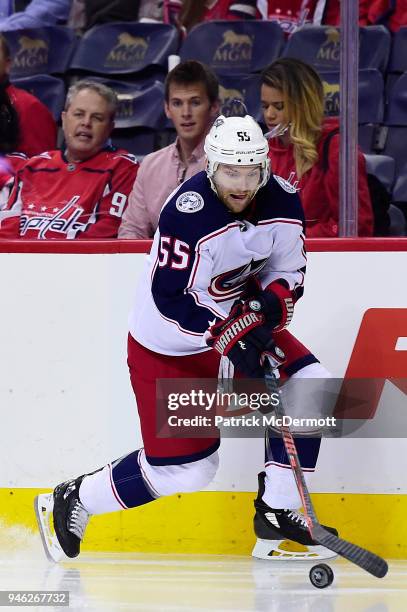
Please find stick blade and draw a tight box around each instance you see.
[312,524,388,578]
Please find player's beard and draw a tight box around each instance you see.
[218,189,256,214]
[212,165,262,213]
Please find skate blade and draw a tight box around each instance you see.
[252,538,338,561]
[34,494,66,563]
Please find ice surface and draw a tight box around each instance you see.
[0,527,405,612]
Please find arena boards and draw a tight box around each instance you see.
[0,239,406,558]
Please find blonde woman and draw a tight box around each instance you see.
[261,57,373,236]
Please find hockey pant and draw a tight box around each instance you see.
[78,333,330,514]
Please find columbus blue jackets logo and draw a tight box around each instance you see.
[213,117,225,128]
[176,191,204,214]
[208,258,268,301]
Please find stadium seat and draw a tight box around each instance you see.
[283,25,391,73]
[12,74,65,121]
[357,125,377,153]
[354,69,384,124]
[392,161,407,202]
[376,126,407,178]
[388,204,406,236]
[385,72,407,126]
[3,26,77,79]
[319,70,384,153]
[218,73,262,121]
[86,79,166,130]
[69,23,179,77]
[364,154,395,192]
[320,69,384,124]
[375,73,407,179]
[85,73,165,92]
[385,27,407,100]
[387,26,407,74]
[392,160,407,234]
[111,129,156,159]
[180,20,284,76]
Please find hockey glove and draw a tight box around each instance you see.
[206,303,285,378]
[242,277,295,331]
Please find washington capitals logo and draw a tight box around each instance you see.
[19,197,85,238]
[208,258,268,302]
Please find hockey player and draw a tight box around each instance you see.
[35,114,337,562]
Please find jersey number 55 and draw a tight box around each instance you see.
[158,236,190,270]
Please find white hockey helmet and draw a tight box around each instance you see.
[204,114,270,191]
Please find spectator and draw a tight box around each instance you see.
[361,0,407,32]
[0,80,139,239]
[0,0,70,30]
[0,34,57,156]
[0,83,26,208]
[257,1,369,35]
[257,0,322,34]
[0,0,163,31]
[68,0,165,30]
[119,60,219,239]
[167,0,258,31]
[261,58,373,236]
[138,0,165,22]
[75,1,140,28]
[0,81,19,154]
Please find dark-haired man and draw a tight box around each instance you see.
[119,60,219,239]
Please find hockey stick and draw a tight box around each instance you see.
[264,361,388,579]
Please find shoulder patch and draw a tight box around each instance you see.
[273,174,299,194]
[176,191,204,214]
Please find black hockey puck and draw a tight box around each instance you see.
[309,563,334,589]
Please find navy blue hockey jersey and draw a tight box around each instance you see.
[129,171,306,355]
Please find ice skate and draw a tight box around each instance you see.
[34,476,90,562]
[252,472,338,561]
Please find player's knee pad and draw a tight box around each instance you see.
[139,450,219,497]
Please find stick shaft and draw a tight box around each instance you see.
[264,366,388,578]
